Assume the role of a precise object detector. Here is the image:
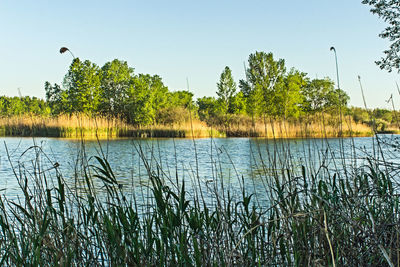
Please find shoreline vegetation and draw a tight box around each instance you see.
[1,51,399,139]
[1,128,399,265]
[0,113,379,139]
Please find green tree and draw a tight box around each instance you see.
[230,91,247,115]
[126,74,169,125]
[126,74,154,125]
[100,59,133,117]
[325,88,349,112]
[373,108,393,123]
[45,82,63,114]
[197,96,220,124]
[362,0,400,72]
[278,69,307,118]
[156,90,195,125]
[167,91,195,109]
[216,66,237,115]
[0,96,49,116]
[0,97,5,115]
[351,107,370,124]
[23,96,47,115]
[62,58,102,114]
[302,78,335,113]
[8,97,26,115]
[150,75,169,114]
[240,52,286,118]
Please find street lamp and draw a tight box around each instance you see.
[330,46,340,89]
[59,47,75,59]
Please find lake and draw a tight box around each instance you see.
[0,135,398,208]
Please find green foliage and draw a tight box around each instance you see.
[239,77,263,119]
[0,96,49,116]
[229,91,247,115]
[62,58,102,114]
[197,96,221,124]
[156,91,195,125]
[216,66,237,115]
[45,82,63,115]
[167,90,195,110]
[351,107,370,124]
[0,51,349,129]
[301,78,349,113]
[99,59,133,116]
[326,88,349,111]
[41,51,356,131]
[240,51,286,117]
[278,69,307,118]
[301,78,334,112]
[44,58,172,126]
[362,0,400,72]
[126,74,158,125]
[373,108,393,123]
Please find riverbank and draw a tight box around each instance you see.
[0,114,377,139]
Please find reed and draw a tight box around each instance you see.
[0,113,373,139]
[0,128,399,265]
[0,114,224,139]
[223,115,373,138]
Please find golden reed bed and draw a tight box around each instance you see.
[0,114,374,139]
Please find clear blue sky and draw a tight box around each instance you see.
[0,0,398,108]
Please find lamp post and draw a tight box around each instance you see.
[59,47,75,59]
[330,46,340,89]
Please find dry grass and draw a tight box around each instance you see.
[0,114,224,139]
[0,113,373,139]
[223,114,373,138]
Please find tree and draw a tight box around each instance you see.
[302,78,335,113]
[100,59,133,117]
[167,91,195,109]
[197,96,220,124]
[240,52,286,118]
[362,0,400,72]
[216,66,236,115]
[150,75,169,114]
[302,78,349,113]
[278,69,307,118]
[45,82,63,114]
[62,58,102,114]
[8,97,26,115]
[239,78,262,119]
[126,74,154,125]
[230,91,247,115]
[126,74,169,125]
[326,88,349,111]
[156,90,195,125]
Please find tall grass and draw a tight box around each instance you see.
[222,113,373,138]
[0,114,224,138]
[0,113,373,139]
[0,129,399,265]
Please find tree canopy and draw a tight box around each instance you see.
[362,0,400,72]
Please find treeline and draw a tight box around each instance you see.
[0,96,49,116]
[350,106,400,131]
[198,52,349,126]
[45,59,195,125]
[0,51,398,130]
[44,51,350,126]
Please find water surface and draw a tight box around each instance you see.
[0,135,398,207]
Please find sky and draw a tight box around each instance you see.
[0,0,399,108]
